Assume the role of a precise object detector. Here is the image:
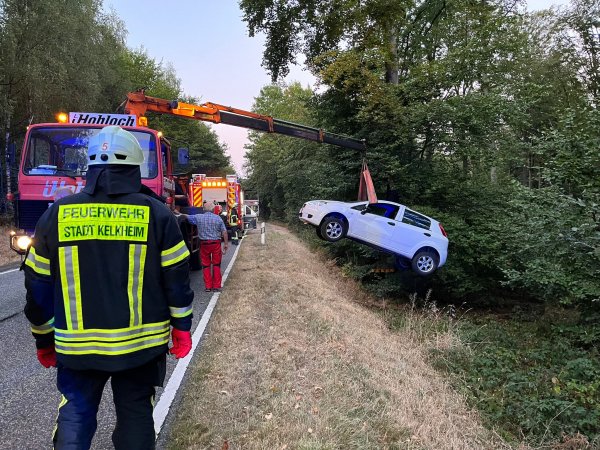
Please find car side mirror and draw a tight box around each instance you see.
[177,148,190,165]
[360,209,368,215]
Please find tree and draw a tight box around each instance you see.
[0,0,129,201]
[240,0,412,83]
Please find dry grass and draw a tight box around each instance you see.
[0,225,22,266]
[169,225,512,450]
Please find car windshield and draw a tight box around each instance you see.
[22,127,158,179]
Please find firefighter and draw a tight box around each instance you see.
[229,203,240,245]
[23,125,194,450]
[177,204,228,292]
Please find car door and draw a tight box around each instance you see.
[393,208,433,257]
[358,203,401,252]
[345,203,370,239]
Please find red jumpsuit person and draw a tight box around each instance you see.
[179,205,229,291]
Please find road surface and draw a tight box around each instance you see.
[0,245,236,450]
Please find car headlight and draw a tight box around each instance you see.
[9,232,32,255]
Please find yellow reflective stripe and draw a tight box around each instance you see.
[25,247,51,275]
[59,246,83,330]
[161,240,185,257]
[55,333,170,356]
[59,247,73,329]
[55,327,169,343]
[128,244,147,327]
[54,320,169,335]
[72,247,83,329]
[53,395,69,441]
[127,245,135,326]
[30,247,50,264]
[169,305,193,318]
[31,318,55,335]
[161,241,189,267]
[138,245,146,324]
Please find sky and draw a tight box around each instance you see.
[105,0,570,174]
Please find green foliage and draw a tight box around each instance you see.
[433,315,600,444]
[242,0,600,311]
[0,6,232,193]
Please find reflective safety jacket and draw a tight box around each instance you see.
[24,167,194,372]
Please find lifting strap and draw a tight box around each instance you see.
[358,160,378,204]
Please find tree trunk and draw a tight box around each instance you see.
[385,32,399,84]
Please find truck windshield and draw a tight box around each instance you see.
[22,127,159,178]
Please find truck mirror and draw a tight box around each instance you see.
[177,148,190,165]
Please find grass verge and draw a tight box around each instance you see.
[168,224,506,449]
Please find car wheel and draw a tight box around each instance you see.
[315,226,324,240]
[394,255,410,271]
[411,249,439,276]
[320,216,346,242]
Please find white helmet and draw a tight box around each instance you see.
[87,125,144,166]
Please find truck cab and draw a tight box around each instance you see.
[9,116,199,267]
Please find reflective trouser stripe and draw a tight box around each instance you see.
[59,246,83,330]
[128,244,147,327]
[52,395,68,445]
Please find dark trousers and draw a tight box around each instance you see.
[53,355,166,450]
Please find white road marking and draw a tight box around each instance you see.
[0,268,19,276]
[154,243,243,436]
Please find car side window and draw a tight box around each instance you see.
[351,204,367,211]
[402,209,431,230]
[365,203,399,219]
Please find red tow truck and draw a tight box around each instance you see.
[7,90,365,266]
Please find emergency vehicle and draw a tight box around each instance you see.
[188,173,244,235]
[8,90,366,263]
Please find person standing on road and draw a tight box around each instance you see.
[177,204,228,292]
[23,125,194,450]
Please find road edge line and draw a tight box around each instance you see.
[0,268,19,276]
[154,242,243,436]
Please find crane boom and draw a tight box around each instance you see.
[123,90,366,151]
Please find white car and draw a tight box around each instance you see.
[299,200,448,276]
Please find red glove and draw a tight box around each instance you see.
[169,328,192,359]
[37,345,57,368]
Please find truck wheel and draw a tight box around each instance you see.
[319,216,346,242]
[411,249,439,276]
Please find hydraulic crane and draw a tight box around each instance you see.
[122,90,367,151]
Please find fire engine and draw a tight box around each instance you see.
[7,90,366,267]
[188,173,244,238]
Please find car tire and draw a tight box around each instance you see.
[411,249,439,276]
[394,255,410,271]
[315,226,324,240]
[319,216,346,242]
